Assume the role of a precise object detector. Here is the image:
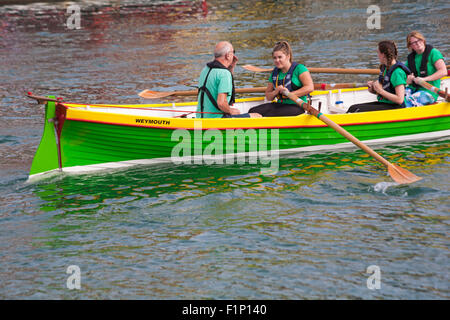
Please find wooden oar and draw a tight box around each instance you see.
[242,64,380,75]
[139,83,367,99]
[415,78,450,102]
[283,90,422,184]
[316,82,367,90]
[139,87,267,99]
[243,64,450,75]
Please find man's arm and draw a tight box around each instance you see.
[217,93,240,115]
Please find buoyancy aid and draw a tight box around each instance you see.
[408,44,433,77]
[198,60,235,118]
[271,62,301,102]
[378,62,411,102]
[407,44,433,89]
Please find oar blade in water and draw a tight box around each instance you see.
[388,164,422,184]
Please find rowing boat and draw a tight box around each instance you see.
[28,77,450,181]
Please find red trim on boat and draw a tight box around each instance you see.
[55,103,68,170]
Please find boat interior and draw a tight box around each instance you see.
[63,77,450,119]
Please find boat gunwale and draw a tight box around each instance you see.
[60,100,450,130]
[63,112,450,130]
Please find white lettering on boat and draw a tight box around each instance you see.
[135,118,171,126]
[171,120,279,175]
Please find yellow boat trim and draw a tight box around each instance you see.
[64,96,266,109]
[64,101,450,130]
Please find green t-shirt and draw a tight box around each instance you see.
[405,48,445,100]
[377,66,407,104]
[268,63,309,104]
[197,66,233,118]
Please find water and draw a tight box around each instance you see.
[0,0,449,299]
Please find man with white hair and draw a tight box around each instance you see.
[197,41,261,118]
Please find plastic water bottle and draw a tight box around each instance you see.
[333,100,345,113]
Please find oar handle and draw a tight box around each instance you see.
[283,91,391,168]
[415,78,450,101]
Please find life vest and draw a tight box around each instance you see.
[271,62,301,102]
[198,60,235,118]
[378,62,411,102]
[407,44,433,89]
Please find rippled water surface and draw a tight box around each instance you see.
[0,0,449,299]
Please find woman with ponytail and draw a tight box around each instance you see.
[248,41,314,117]
[347,40,410,113]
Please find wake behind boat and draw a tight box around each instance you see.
[27,77,450,181]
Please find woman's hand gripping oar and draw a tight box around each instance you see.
[283,90,422,184]
[414,78,450,102]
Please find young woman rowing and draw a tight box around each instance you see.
[248,41,314,117]
[347,40,409,113]
[404,31,447,107]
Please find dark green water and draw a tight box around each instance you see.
[0,0,449,299]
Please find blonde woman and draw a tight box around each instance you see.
[404,31,446,107]
[248,41,314,117]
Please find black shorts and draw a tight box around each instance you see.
[248,102,305,117]
[347,101,403,113]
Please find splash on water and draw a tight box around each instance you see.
[373,181,400,194]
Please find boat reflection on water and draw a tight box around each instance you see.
[28,139,449,215]
[0,0,209,34]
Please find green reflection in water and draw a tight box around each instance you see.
[31,139,449,214]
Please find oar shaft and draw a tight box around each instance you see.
[316,83,367,90]
[242,64,380,75]
[168,87,268,96]
[179,83,366,95]
[415,79,450,101]
[141,83,367,99]
[244,65,450,74]
[283,91,391,168]
[236,87,266,93]
[309,67,379,75]
[315,113,391,167]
